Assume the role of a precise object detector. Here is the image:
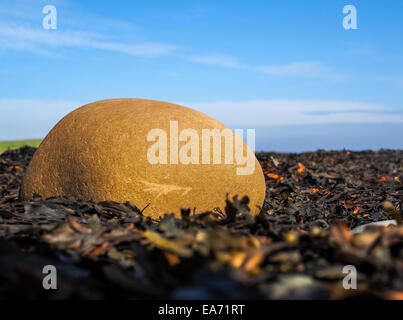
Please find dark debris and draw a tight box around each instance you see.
[0,147,403,299]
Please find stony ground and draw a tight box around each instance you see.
[0,147,402,299]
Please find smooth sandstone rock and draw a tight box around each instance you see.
[21,99,266,218]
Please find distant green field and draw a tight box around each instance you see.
[0,139,42,153]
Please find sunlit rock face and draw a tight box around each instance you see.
[21,99,266,218]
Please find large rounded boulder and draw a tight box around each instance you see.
[21,99,266,218]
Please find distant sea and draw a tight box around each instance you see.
[234,123,403,153]
[2,122,402,154]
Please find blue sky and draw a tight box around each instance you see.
[0,0,402,151]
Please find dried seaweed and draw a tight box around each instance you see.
[0,147,403,299]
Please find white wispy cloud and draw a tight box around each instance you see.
[0,19,342,79]
[0,1,176,57]
[1,99,402,141]
[0,1,345,79]
[253,62,343,79]
[0,23,177,57]
[0,99,81,140]
[185,100,403,126]
[0,99,403,152]
[0,0,136,32]
[189,54,243,68]
[188,54,345,80]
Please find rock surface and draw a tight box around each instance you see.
[21,99,266,218]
